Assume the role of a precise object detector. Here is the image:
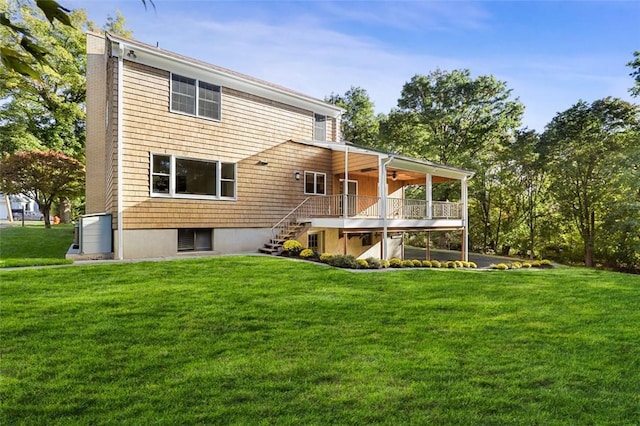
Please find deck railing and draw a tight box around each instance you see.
[295,196,462,220]
[272,195,462,238]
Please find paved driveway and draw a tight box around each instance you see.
[404,246,532,268]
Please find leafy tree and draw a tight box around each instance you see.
[628,51,640,98]
[396,69,524,167]
[0,150,84,227]
[0,3,92,158]
[326,87,380,148]
[0,0,151,78]
[540,97,639,267]
[103,9,132,38]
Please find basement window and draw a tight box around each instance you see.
[178,229,213,252]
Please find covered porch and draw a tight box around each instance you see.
[280,140,475,260]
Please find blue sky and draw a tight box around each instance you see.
[69,0,639,132]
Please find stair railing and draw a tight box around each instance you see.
[271,197,312,241]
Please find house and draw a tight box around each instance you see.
[0,193,41,221]
[84,32,474,261]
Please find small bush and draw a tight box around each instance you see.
[319,253,334,263]
[422,260,432,268]
[356,259,369,269]
[389,258,402,268]
[468,262,478,269]
[402,260,415,268]
[431,260,441,268]
[381,260,390,268]
[299,248,315,259]
[455,261,464,268]
[461,261,470,268]
[541,259,552,266]
[511,262,522,269]
[327,254,358,269]
[522,262,532,268]
[366,257,382,269]
[412,259,423,267]
[445,261,457,269]
[282,240,302,255]
[495,263,509,270]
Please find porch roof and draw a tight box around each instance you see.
[288,139,475,182]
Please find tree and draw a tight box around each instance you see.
[540,97,639,267]
[0,0,151,78]
[326,87,380,148]
[0,150,84,227]
[396,69,524,167]
[1,3,91,158]
[628,51,640,98]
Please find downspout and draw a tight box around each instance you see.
[116,42,125,260]
[380,156,393,260]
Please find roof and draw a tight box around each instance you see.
[103,32,344,118]
[288,139,475,180]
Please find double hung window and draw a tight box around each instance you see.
[171,74,221,120]
[313,114,326,141]
[304,171,326,195]
[151,154,236,199]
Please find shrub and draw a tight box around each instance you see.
[532,260,542,267]
[402,260,415,268]
[327,254,358,269]
[282,239,302,255]
[422,260,432,268]
[511,262,522,269]
[319,253,334,263]
[461,261,470,268]
[389,258,402,268]
[522,262,532,268]
[366,257,382,269]
[541,259,552,266]
[445,261,457,269]
[299,248,315,259]
[496,263,509,270]
[381,260,390,268]
[455,261,464,268]
[412,259,422,267]
[431,260,441,268]
[468,262,478,269]
[356,259,369,269]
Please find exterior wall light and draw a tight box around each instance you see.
[294,171,301,181]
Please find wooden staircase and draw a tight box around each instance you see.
[259,221,310,255]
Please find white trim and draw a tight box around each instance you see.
[150,153,237,201]
[169,72,222,121]
[108,35,343,119]
[303,171,327,195]
[117,43,124,260]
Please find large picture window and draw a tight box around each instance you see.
[304,171,326,195]
[171,74,221,120]
[151,154,236,199]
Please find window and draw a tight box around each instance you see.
[313,114,326,141]
[171,74,221,120]
[304,171,326,195]
[151,154,236,199]
[308,232,324,252]
[178,229,212,252]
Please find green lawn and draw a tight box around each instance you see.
[0,222,74,267]
[1,257,639,424]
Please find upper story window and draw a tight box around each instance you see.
[151,153,235,200]
[304,171,326,195]
[171,74,221,120]
[313,114,326,141]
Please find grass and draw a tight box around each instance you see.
[0,222,74,267]
[1,257,640,424]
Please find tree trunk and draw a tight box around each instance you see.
[584,211,596,267]
[60,197,71,223]
[42,205,51,228]
[4,194,13,222]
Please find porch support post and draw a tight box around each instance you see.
[343,146,349,219]
[380,156,391,260]
[343,231,348,255]
[426,173,433,219]
[462,176,469,262]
